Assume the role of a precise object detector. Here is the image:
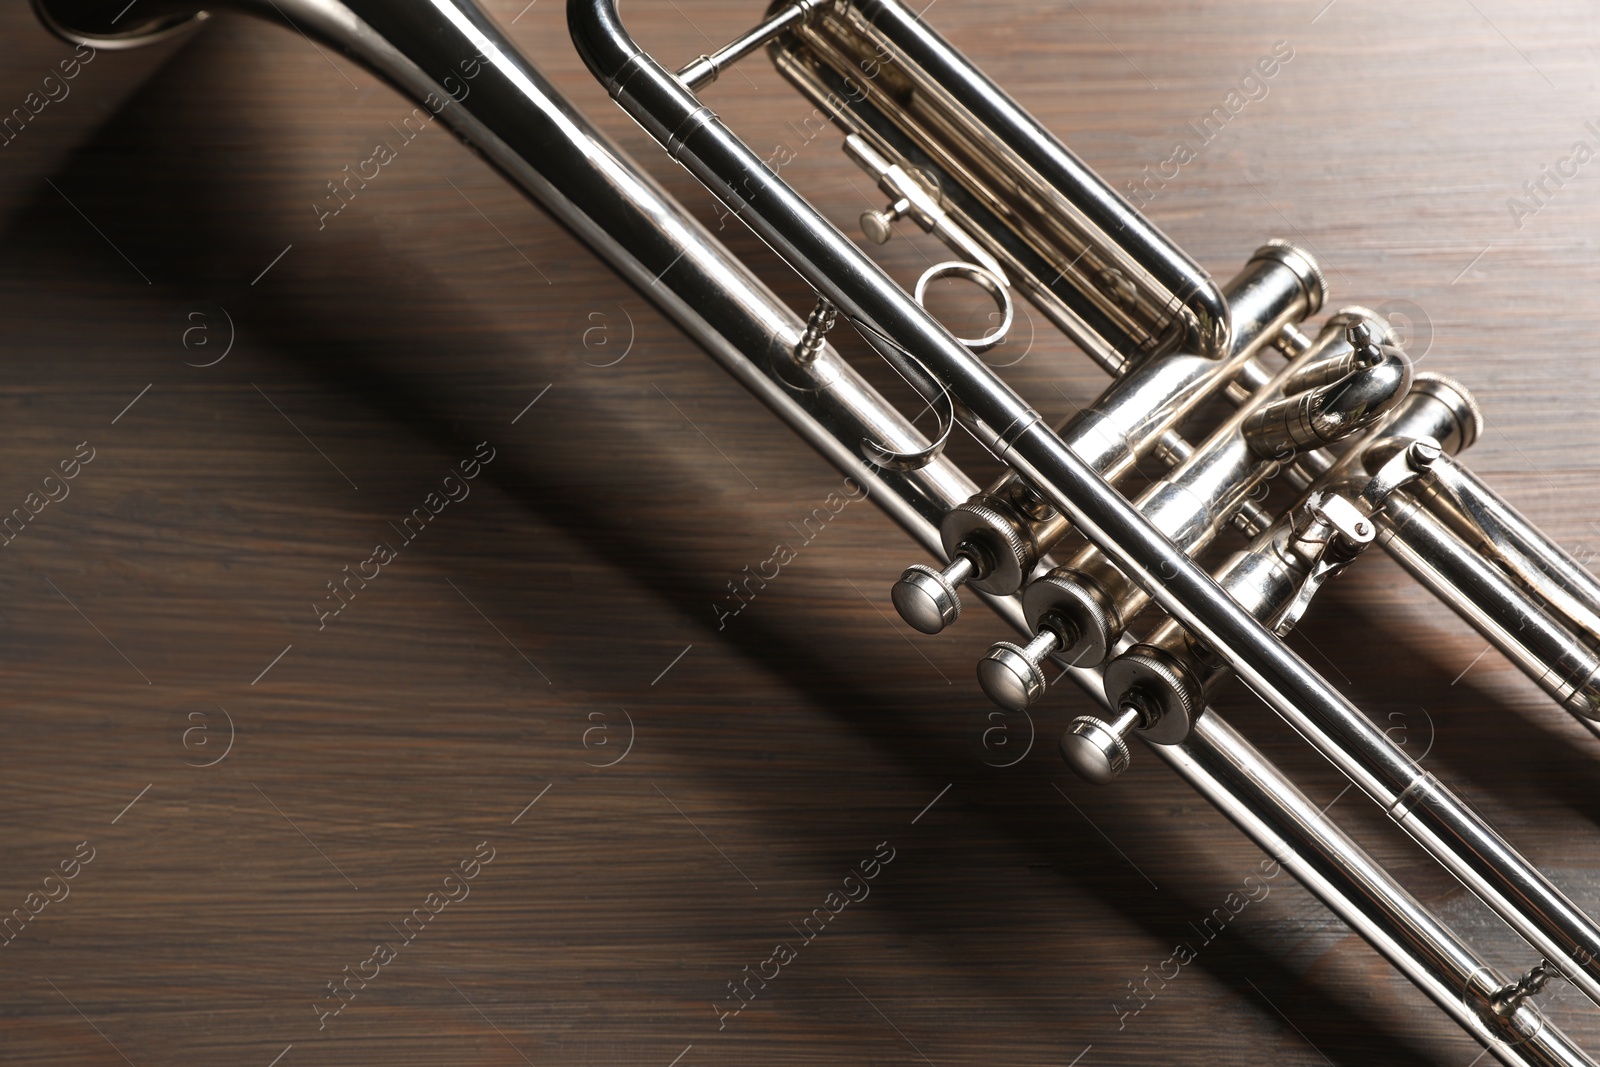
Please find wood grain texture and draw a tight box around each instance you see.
[2,2,1600,1065]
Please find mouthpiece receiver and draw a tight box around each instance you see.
[1244,316,1412,459]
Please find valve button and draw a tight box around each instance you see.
[1060,714,1133,785]
[977,641,1047,711]
[892,562,964,634]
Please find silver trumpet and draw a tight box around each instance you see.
[36,0,1600,1061]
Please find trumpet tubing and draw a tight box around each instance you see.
[33,0,1600,1062]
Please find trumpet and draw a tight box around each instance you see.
[34,0,1600,1062]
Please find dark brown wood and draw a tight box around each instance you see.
[2,2,1599,1064]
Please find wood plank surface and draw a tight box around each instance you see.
[2,2,1600,1065]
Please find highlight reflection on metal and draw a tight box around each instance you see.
[34,0,1600,1061]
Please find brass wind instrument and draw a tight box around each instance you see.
[36,0,1600,1061]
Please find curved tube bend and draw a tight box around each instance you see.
[1245,337,1412,458]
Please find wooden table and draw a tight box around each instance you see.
[3,2,1600,1064]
